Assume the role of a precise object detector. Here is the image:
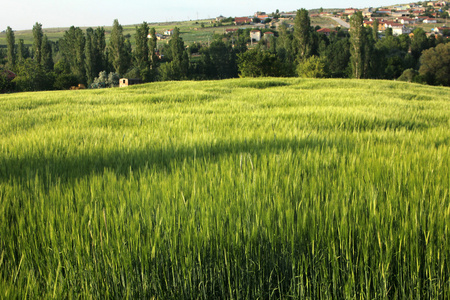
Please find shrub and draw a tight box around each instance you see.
[91,71,120,88]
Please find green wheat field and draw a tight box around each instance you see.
[0,78,449,299]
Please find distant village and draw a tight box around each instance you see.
[152,1,449,42]
[229,1,450,40]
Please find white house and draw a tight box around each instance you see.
[393,26,409,35]
[164,29,174,36]
[250,30,261,42]
[423,18,438,23]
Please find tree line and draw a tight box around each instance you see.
[1,10,449,93]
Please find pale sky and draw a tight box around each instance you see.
[2,0,398,31]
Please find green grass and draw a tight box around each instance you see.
[0,78,449,298]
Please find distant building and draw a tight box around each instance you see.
[257,14,270,20]
[397,17,416,24]
[235,17,252,25]
[416,16,429,22]
[345,8,359,15]
[423,18,438,23]
[392,10,410,17]
[225,28,238,34]
[119,78,142,88]
[250,30,261,42]
[316,28,337,36]
[164,29,174,36]
[264,32,275,39]
[280,12,296,18]
[252,23,267,29]
[377,9,392,15]
[364,20,387,31]
[148,33,164,40]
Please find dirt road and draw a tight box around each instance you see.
[329,17,350,28]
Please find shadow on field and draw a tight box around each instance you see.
[0,136,353,184]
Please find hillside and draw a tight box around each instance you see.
[0,78,449,298]
[0,16,339,47]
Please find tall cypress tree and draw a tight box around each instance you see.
[411,27,429,61]
[373,19,379,41]
[85,28,96,84]
[294,9,312,61]
[6,26,15,70]
[134,22,150,81]
[170,27,188,79]
[41,34,53,71]
[61,26,86,82]
[148,28,158,69]
[349,12,365,79]
[159,27,189,80]
[109,19,129,75]
[17,39,28,62]
[169,27,185,63]
[32,22,43,64]
[94,27,107,73]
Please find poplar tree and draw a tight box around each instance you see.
[85,28,96,84]
[109,19,130,75]
[148,27,159,79]
[134,22,150,81]
[6,27,15,70]
[411,27,429,61]
[94,27,106,72]
[41,34,53,71]
[61,26,86,82]
[349,12,365,79]
[373,19,379,41]
[159,27,189,80]
[294,9,312,61]
[32,22,43,64]
[17,39,28,62]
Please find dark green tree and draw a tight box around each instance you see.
[133,22,150,81]
[362,26,377,78]
[0,49,6,66]
[419,43,450,86]
[325,37,351,78]
[6,26,16,70]
[148,28,158,66]
[108,19,130,75]
[41,34,53,71]
[276,23,296,76]
[60,26,86,83]
[294,9,312,61]
[238,48,283,77]
[13,58,54,91]
[85,28,96,84]
[94,27,107,73]
[17,39,29,62]
[349,12,366,79]
[411,27,429,61]
[372,19,379,41]
[168,27,184,62]
[268,35,277,54]
[297,55,327,78]
[385,27,393,38]
[148,27,159,80]
[159,27,189,80]
[375,33,411,79]
[32,22,43,64]
[200,40,237,79]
